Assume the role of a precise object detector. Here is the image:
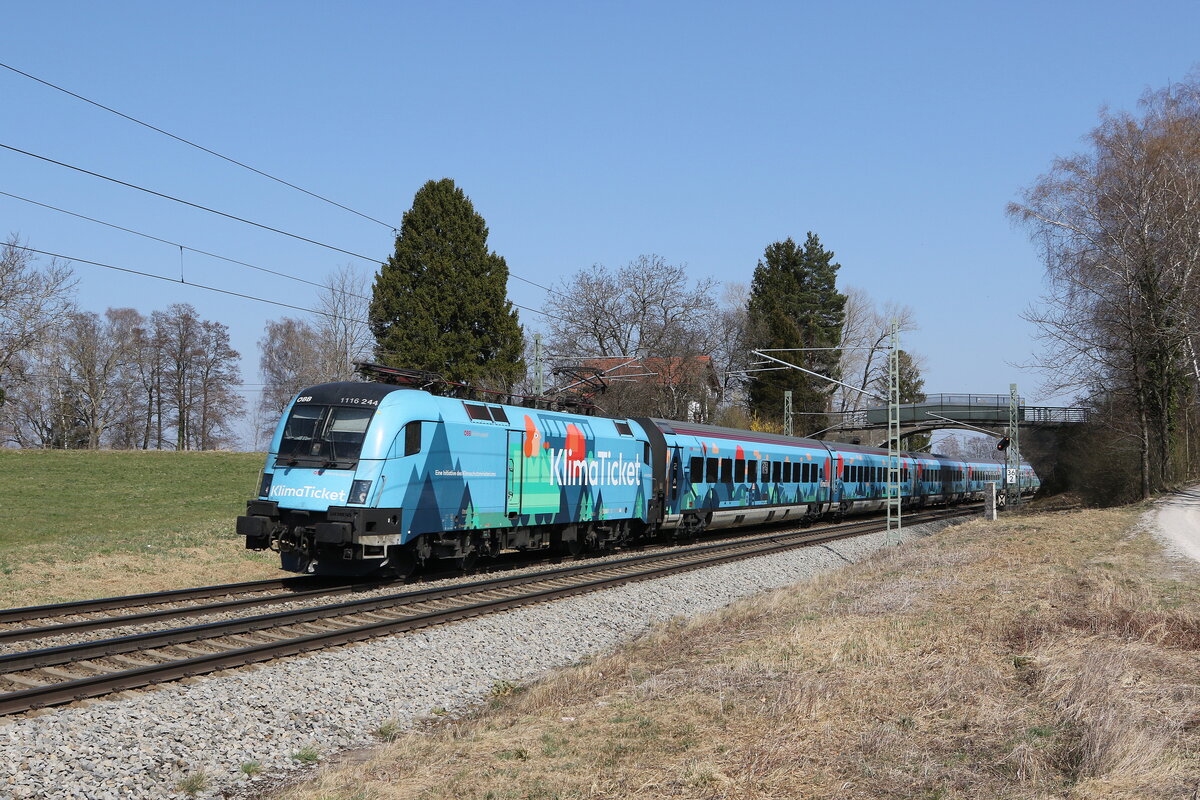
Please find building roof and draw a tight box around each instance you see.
[579,356,721,393]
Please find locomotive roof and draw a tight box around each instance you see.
[296,381,410,405]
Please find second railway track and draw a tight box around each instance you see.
[0,507,975,717]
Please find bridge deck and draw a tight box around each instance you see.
[859,394,1089,428]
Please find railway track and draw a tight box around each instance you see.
[0,507,976,717]
[0,576,393,646]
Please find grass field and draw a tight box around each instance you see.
[270,504,1200,800]
[0,450,280,606]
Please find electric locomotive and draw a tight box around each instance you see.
[239,375,1039,576]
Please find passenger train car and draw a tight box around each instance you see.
[238,381,1039,576]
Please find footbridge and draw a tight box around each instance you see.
[825,394,1090,449]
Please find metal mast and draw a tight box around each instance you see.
[886,320,902,541]
[1008,382,1020,508]
[783,390,793,437]
[532,333,545,396]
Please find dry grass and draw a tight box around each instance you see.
[0,537,278,608]
[263,507,1200,800]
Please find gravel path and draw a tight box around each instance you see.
[1149,485,1200,564]
[0,520,952,800]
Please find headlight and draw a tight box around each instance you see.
[349,479,372,505]
[259,472,273,498]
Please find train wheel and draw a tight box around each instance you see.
[381,546,418,581]
[456,551,478,573]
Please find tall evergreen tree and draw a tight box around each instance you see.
[370,179,525,386]
[746,233,846,433]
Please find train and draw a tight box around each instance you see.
[238,377,1040,576]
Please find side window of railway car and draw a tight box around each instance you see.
[464,403,492,422]
[690,456,704,483]
[734,458,746,482]
[761,461,770,482]
[746,459,757,483]
[403,421,422,456]
[782,462,792,482]
[720,458,733,483]
[615,421,632,436]
[772,461,782,482]
[489,407,509,423]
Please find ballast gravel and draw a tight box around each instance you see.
[0,520,954,800]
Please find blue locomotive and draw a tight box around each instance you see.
[238,376,1039,576]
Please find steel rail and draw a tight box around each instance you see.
[0,575,347,625]
[0,507,974,716]
[0,579,391,644]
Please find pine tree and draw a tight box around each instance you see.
[369,179,525,386]
[746,233,846,433]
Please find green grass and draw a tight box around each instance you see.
[0,449,263,556]
[0,450,279,605]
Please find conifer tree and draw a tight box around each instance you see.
[369,179,525,386]
[746,233,846,433]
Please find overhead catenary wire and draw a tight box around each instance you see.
[0,190,371,301]
[0,60,397,230]
[6,243,572,327]
[8,243,372,327]
[0,141,564,298]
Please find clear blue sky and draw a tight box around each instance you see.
[4,0,1199,437]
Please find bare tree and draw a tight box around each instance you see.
[315,264,374,380]
[0,236,75,407]
[258,317,323,439]
[834,287,918,415]
[154,305,201,450]
[61,308,144,448]
[1010,78,1200,497]
[0,331,86,448]
[710,283,751,407]
[190,320,244,449]
[544,256,719,359]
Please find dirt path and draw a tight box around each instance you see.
[1150,485,1200,564]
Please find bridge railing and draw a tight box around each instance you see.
[1021,406,1091,423]
[859,395,1091,426]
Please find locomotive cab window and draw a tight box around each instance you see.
[278,403,376,466]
